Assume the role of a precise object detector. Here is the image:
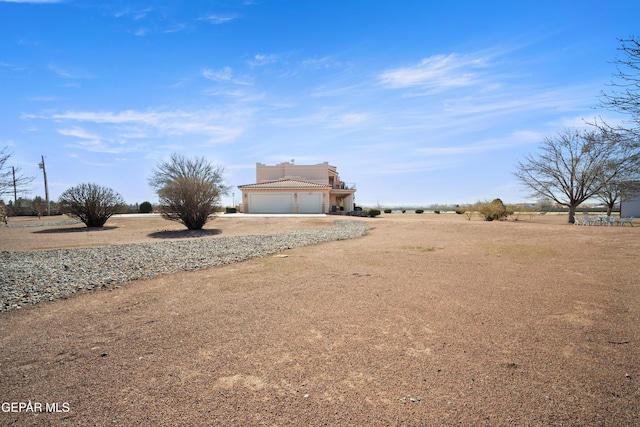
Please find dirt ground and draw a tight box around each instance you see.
[1,213,639,426]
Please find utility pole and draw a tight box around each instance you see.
[38,155,50,216]
[12,166,17,205]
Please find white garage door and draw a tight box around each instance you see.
[249,193,294,214]
[298,193,323,214]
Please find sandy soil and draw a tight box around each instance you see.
[1,213,639,426]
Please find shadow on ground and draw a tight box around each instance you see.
[147,229,222,239]
[33,226,118,234]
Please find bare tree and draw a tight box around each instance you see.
[59,183,125,227]
[600,36,640,133]
[514,128,640,224]
[149,154,229,230]
[0,147,34,202]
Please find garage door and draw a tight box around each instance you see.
[298,193,323,214]
[249,193,294,214]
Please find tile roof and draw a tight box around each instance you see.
[238,178,331,189]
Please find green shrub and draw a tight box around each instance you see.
[384,209,392,214]
[415,209,424,214]
[139,201,153,213]
[434,210,440,214]
[225,207,237,213]
[367,208,381,217]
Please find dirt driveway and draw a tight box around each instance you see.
[1,213,639,426]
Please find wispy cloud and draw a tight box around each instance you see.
[0,61,26,72]
[248,54,277,67]
[203,87,265,102]
[163,23,187,34]
[57,126,133,154]
[416,131,543,156]
[198,14,236,24]
[132,28,149,37]
[333,113,370,128]
[48,108,251,146]
[0,0,63,3]
[49,65,95,79]
[114,7,153,20]
[202,67,252,85]
[379,53,490,91]
[57,126,101,140]
[27,95,57,101]
[359,159,456,175]
[203,67,233,82]
[302,55,345,70]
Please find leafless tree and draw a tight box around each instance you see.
[595,172,640,216]
[514,128,640,224]
[58,183,125,227]
[600,37,640,129]
[0,147,34,202]
[149,154,229,230]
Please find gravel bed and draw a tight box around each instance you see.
[2,219,82,228]
[1,220,369,312]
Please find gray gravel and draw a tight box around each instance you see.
[1,220,369,312]
[1,219,82,228]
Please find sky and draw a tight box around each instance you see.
[1,0,638,208]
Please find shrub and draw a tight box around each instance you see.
[475,198,513,221]
[139,201,153,213]
[415,209,424,214]
[434,210,440,214]
[384,209,392,214]
[225,207,237,213]
[149,154,229,230]
[367,208,381,217]
[58,183,125,227]
[455,205,465,214]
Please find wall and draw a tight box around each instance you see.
[621,195,640,218]
[256,162,330,185]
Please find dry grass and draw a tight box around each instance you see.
[1,213,639,426]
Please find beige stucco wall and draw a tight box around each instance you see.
[256,162,330,185]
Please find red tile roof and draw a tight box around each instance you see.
[238,178,331,189]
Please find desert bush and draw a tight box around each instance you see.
[0,202,6,224]
[415,209,424,214]
[149,154,229,230]
[506,205,521,221]
[58,183,125,227]
[453,204,474,220]
[139,201,153,213]
[434,210,440,214]
[225,207,237,213]
[475,198,512,221]
[367,208,381,217]
[384,209,392,214]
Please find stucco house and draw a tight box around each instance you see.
[237,162,356,214]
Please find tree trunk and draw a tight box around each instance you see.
[568,205,577,224]
[606,203,614,216]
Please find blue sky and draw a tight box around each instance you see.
[1,0,638,207]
